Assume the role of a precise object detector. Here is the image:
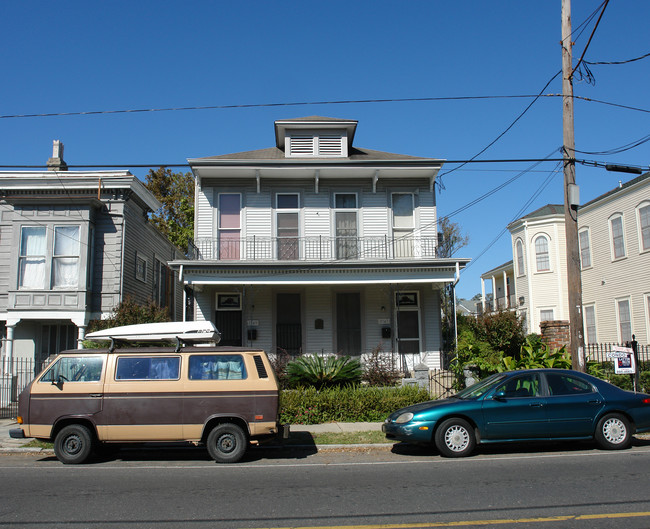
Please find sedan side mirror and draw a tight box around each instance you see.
[492,391,507,401]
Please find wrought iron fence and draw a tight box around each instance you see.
[429,369,455,399]
[188,235,439,262]
[585,342,649,364]
[1,358,43,419]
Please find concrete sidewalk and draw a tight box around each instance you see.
[0,418,384,452]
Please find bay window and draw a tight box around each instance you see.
[18,224,82,290]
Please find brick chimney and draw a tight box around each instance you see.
[47,140,68,171]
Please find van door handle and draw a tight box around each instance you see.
[90,394,103,398]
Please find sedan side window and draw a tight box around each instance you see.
[494,374,540,398]
[546,373,594,396]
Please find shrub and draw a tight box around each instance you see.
[286,355,361,389]
[83,297,170,348]
[280,385,431,424]
[362,344,401,387]
[499,335,571,371]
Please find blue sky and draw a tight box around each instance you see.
[2,1,649,300]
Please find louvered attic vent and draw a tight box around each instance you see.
[287,131,346,157]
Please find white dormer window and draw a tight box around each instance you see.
[287,130,347,157]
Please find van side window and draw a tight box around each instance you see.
[40,356,104,383]
[189,355,247,380]
[115,356,180,380]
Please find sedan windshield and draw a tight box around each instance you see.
[454,373,507,399]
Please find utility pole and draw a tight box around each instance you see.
[562,0,586,371]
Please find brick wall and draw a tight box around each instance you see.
[540,320,570,350]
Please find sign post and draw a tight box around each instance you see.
[607,346,637,392]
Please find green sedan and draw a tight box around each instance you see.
[383,369,650,457]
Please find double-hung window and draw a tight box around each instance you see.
[276,194,299,260]
[19,226,47,288]
[535,235,550,272]
[392,193,415,258]
[53,226,80,288]
[334,193,358,259]
[610,215,626,259]
[584,305,597,344]
[515,239,525,276]
[578,229,591,269]
[616,298,632,343]
[638,203,650,252]
[218,193,241,260]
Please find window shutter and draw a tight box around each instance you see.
[318,134,343,156]
[289,134,314,156]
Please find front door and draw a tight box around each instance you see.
[276,293,301,355]
[216,311,243,346]
[337,293,361,355]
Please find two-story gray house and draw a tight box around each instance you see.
[171,116,470,370]
[0,142,182,368]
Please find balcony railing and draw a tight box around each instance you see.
[187,235,438,262]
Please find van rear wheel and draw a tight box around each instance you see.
[54,424,93,464]
[207,423,247,463]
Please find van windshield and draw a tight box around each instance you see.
[41,356,104,383]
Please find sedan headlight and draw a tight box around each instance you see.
[395,412,414,424]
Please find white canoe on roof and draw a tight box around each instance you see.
[85,321,221,344]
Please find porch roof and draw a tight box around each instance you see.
[170,259,470,287]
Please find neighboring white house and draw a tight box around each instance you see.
[479,172,650,345]
[0,141,183,367]
[170,116,470,370]
[578,173,650,345]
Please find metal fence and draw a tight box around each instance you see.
[585,342,649,364]
[1,358,43,419]
[429,369,455,399]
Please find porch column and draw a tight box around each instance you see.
[503,270,508,308]
[77,326,86,349]
[3,321,17,375]
[481,278,486,313]
[491,276,497,310]
[71,316,89,350]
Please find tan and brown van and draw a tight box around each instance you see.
[10,322,282,464]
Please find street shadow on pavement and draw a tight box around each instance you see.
[390,434,650,459]
[33,434,319,465]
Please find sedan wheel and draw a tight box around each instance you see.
[435,418,476,457]
[595,413,631,450]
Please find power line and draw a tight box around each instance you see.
[1,92,648,121]
[584,51,650,65]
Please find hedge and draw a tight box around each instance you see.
[279,385,431,424]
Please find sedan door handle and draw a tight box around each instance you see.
[90,394,103,398]
[588,399,602,404]
[529,402,544,407]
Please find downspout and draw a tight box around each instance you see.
[179,264,185,322]
[452,262,461,351]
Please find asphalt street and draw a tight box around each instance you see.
[2,439,650,528]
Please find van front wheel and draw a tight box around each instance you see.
[207,423,247,463]
[54,424,93,464]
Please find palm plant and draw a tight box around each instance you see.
[286,355,361,389]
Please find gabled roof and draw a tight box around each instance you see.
[521,204,564,219]
[580,171,650,209]
[191,146,432,163]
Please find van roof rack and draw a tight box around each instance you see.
[85,322,221,352]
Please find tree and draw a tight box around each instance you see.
[145,167,195,253]
[437,216,469,258]
[438,217,470,358]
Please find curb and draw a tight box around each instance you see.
[0,443,396,455]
